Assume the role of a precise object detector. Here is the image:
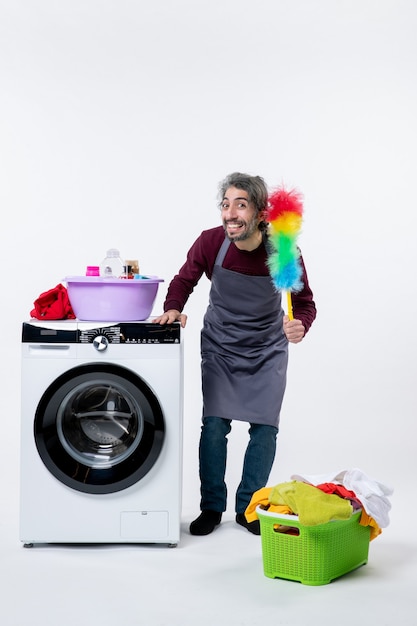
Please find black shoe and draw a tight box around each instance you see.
[236,513,261,535]
[189,510,222,535]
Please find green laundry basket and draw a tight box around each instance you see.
[256,507,371,585]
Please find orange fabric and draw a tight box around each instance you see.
[359,509,382,541]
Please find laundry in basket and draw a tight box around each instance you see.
[246,468,393,585]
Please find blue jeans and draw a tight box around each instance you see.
[198,416,278,514]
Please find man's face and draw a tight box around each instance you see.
[221,186,260,243]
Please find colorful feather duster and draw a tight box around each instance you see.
[266,187,304,320]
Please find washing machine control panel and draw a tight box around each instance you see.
[79,323,181,345]
[22,322,181,345]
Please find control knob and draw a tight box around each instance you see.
[93,335,109,351]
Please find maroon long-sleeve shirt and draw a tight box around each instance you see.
[164,226,317,333]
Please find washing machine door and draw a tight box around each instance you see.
[34,363,165,494]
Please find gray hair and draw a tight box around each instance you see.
[217,172,269,232]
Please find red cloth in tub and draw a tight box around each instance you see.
[30,284,76,320]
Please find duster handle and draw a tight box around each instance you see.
[286,291,294,321]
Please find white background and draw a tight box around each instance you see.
[0,2,416,622]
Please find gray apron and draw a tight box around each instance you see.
[201,237,288,427]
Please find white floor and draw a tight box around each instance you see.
[2,488,416,626]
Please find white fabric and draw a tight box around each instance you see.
[290,468,394,528]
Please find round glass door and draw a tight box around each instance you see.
[34,363,165,494]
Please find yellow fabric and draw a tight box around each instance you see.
[244,487,292,522]
[269,481,353,526]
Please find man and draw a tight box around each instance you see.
[153,172,316,535]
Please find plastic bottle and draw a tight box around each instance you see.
[100,249,125,278]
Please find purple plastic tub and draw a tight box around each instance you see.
[64,276,164,321]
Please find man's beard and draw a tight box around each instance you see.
[223,215,259,242]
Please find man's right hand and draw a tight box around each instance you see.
[152,309,188,328]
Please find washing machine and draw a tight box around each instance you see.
[20,319,183,547]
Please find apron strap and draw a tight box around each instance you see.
[215,238,231,267]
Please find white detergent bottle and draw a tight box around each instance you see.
[100,248,125,278]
